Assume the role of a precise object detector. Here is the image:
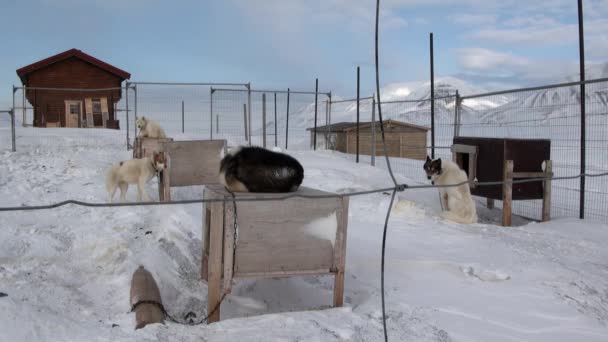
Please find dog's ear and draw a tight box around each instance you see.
[431,158,442,170]
[426,155,431,162]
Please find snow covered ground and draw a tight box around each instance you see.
[1,128,608,341]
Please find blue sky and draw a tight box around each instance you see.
[0,0,607,107]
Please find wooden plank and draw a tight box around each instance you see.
[223,197,235,294]
[160,140,226,187]
[84,98,94,128]
[451,144,478,154]
[333,196,349,307]
[234,269,333,279]
[512,172,547,178]
[207,201,224,323]
[158,160,171,202]
[202,205,211,281]
[502,160,514,227]
[100,97,109,128]
[542,160,552,222]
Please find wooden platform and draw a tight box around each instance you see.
[201,184,349,323]
[133,137,173,159]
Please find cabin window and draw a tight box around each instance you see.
[92,99,102,114]
[69,103,80,115]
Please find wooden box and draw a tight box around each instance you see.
[453,137,550,200]
[201,184,349,323]
[157,140,226,201]
[133,137,174,159]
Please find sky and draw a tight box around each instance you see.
[0,0,607,108]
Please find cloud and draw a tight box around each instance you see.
[449,13,497,26]
[455,47,579,83]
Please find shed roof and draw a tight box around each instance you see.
[307,119,429,132]
[16,48,131,83]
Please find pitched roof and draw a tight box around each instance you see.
[16,48,131,83]
[307,119,429,132]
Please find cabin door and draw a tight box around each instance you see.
[64,100,82,128]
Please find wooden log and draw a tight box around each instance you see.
[130,266,164,329]
[502,160,514,227]
[542,160,552,222]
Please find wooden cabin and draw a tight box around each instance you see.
[16,49,131,129]
[307,119,429,160]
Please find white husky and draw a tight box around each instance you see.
[423,156,477,224]
[136,116,167,139]
[105,152,167,202]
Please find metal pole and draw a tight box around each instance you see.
[274,92,277,147]
[182,100,185,134]
[210,88,214,140]
[356,66,360,163]
[125,82,130,150]
[22,86,26,127]
[313,78,318,150]
[371,94,376,167]
[454,90,460,138]
[325,99,329,149]
[216,114,219,134]
[133,85,138,145]
[11,86,16,151]
[430,32,435,159]
[285,88,290,150]
[578,0,586,219]
[247,83,252,146]
[243,104,248,142]
[262,93,267,148]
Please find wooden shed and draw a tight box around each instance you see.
[307,119,429,160]
[16,49,131,129]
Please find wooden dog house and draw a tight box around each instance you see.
[307,120,429,160]
[452,137,552,226]
[201,184,349,323]
[16,49,130,128]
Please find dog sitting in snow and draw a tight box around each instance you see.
[136,116,167,139]
[105,152,167,202]
[423,156,477,224]
[219,146,304,193]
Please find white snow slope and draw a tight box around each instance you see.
[1,128,608,342]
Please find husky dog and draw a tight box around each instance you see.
[105,152,167,202]
[136,116,167,139]
[423,156,477,224]
[219,146,304,193]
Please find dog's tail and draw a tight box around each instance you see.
[440,210,477,224]
[105,164,121,201]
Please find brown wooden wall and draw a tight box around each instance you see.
[22,57,124,128]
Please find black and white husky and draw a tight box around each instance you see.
[423,156,477,224]
[219,146,304,193]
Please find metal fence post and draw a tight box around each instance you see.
[325,99,329,149]
[134,84,138,139]
[22,86,26,127]
[430,32,435,159]
[578,0,586,219]
[216,115,219,135]
[274,92,277,147]
[285,88,290,150]
[328,92,332,143]
[11,86,17,151]
[262,93,267,148]
[371,94,376,167]
[125,82,130,150]
[210,88,214,140]
[454,90,460,138]
[243,104,248,142]
[182,100,185,134]
[356,66,360,163]
[313,78,318,151]
[247,83,252,146]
